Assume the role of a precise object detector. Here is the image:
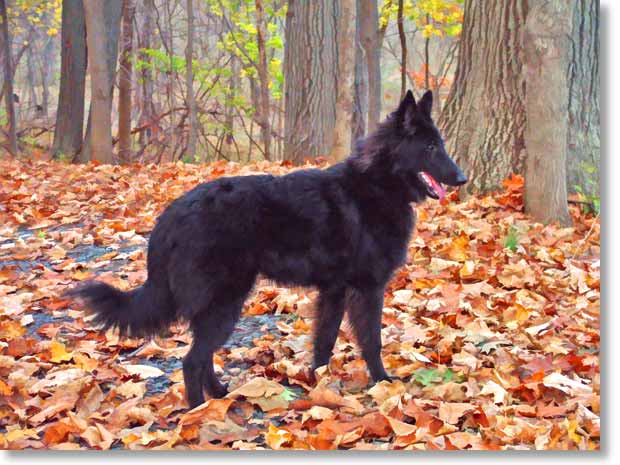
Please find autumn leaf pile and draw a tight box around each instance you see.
[0,159,600,450]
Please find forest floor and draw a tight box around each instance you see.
[0,159,600,450]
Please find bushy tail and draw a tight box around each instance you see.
[68,280,176,338]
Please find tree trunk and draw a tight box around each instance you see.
[523,0,572,226]
[83,0,114,163]
[40,37,55,117]
[118,0,135,162]
[52,0,86,160]
[330,0,356,161]
[397,0,406,100]
[255,0,271,160]
[0,0,17,155]
[424,14,430,90]
[26,48,38,116]
[359,0,381,132]
[185,0,197,159]
[283,0,338,163]
[78,0,122,163]
[352,0,368,143]
[223,55,238,157]
[138,0,155,148]
[164,0,176,161]
[439,0,528,194]
[567,0,599,197]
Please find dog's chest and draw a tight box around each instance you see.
[351,206,415,285]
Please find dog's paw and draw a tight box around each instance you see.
[208,382,229,399]
[372,372,394,384]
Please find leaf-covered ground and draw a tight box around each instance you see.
[0,159,600,450]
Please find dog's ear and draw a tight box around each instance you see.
[418,90,433,118]
[396,90,418,130]
[396,90,416,117]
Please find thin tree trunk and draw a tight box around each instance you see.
[359,0,381,132]
[52,0,86,160]
[165,1,176,161]
[83,0,114,163]
[223,55,238,158]
[397,0,406,100]
[26,48,38,115]
[330,0,356,161]
[352,0,368,143]
[185,0,197,159]
[118,0,135,162]
[39,37,54,117]
[424,14,430,90]
[523,0,572,226]
[283,0,338,163]
[255,0,271,160]
[0,0,17,155]
[138,0,155,148]
[439,0,528,194]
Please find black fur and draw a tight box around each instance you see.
[71,90,467,408]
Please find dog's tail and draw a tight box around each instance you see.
[68,280,176,338]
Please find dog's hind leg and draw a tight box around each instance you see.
[346,286,390,382]
[312,287,346,372]
[182,291,248,408]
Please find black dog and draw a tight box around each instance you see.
[72,90,467,408]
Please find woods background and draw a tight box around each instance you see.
[0,0,603,451]
[1,0,600,222]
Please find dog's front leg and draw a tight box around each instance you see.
[347,286,390,382]
[312,287,346,373]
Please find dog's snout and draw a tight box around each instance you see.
[454,172,468,186]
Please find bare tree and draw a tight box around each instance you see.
[283,0,338,163]
[352,0,368,142]
[439,0,528,194]
[359,0,381,132]
[185,0,197,158]
[330,0,356,161]
[567,0,599,197]
[0,0,17,155]
[78,0,122,162]
[255,0,271,160]
[138,0,155,149]
[83,0,114,163]
[118,0,136,162]
[52,0,87,160]
[396,0,406,100]
[523,0,572,225]
[439,0,594,225]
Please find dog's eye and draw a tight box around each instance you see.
[427,143,435,152]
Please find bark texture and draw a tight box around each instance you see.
[185,0,197,159]
[523,0,572,226]
[255,0,271,160]
[52,0,86,160]
[439,0,528,193]
[359,0,381,132]
[352,0,368,143]
[330,0,356,161]
[0,0,17,155]
[397,0,407,100]
[283,0,338,163]
[567,0,599,196]
[138,0,155,148]
[78,0,122,163]
[118,0,135,162]
[83,0,114,163]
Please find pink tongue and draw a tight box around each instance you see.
[427,174,446,199]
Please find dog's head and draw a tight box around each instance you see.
[356,90,467,202]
